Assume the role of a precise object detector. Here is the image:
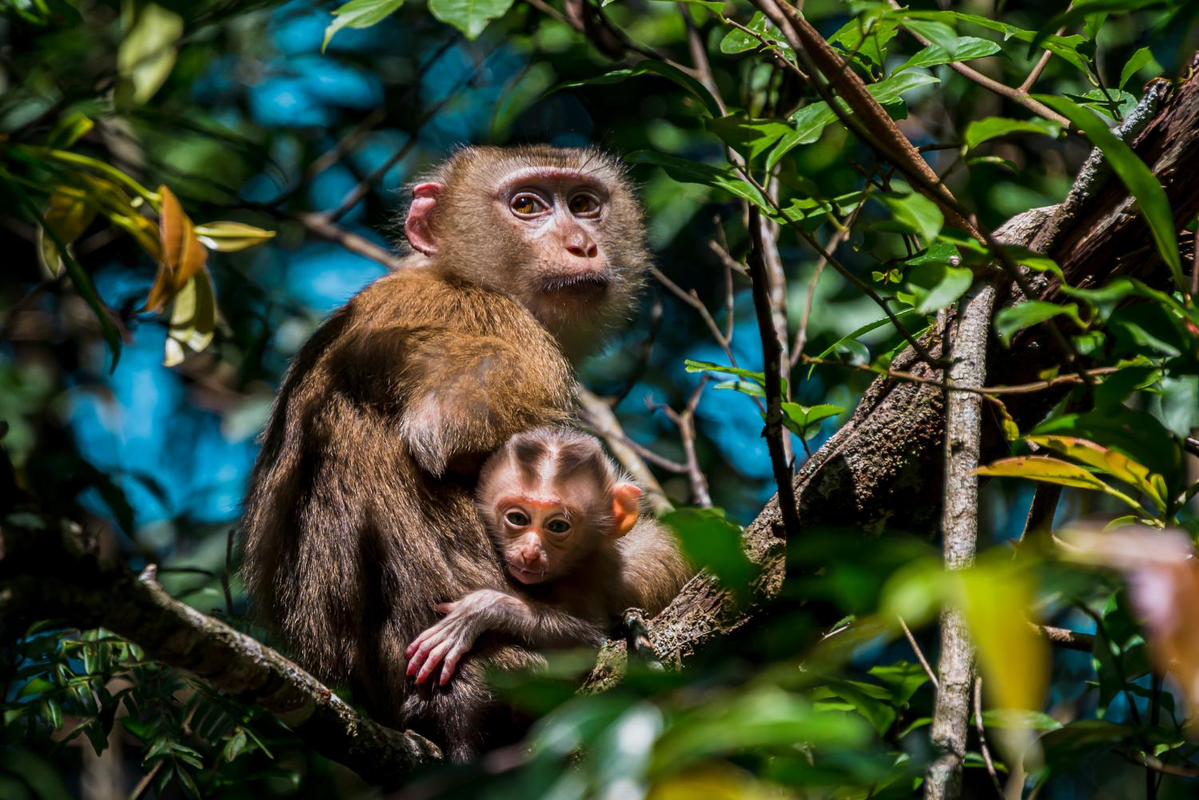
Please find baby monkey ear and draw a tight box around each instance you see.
[405,182,443,256]
[609,483,643,538]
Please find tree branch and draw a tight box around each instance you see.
[926,280,996,800]
[0,517,440,787]
[635,54,1199,679]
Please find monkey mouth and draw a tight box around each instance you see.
[538,271,610,296]
[508,564,546,584]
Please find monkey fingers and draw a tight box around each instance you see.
[406,615,478,685]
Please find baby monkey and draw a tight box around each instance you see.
[406,427,689,685]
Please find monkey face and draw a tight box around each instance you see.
[492,495,588,584]
[403,146,650,360]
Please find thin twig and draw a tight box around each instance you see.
[974,676,1006,799]
[802,356,1119,398]
[578,387,673,516]
[128,761,164,800]
[747,206,801,538]
[734,165,942,366]
[899,617,939,690]
[323,40,497,223]
[657,379,713,508]
[886,0,1068,126]
[283,211,405,269]
[1034,624,1095,652]
[791,186,871,367]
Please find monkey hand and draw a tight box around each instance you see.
[405,589,513,686]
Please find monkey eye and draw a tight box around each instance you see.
[545,519,572,535]
[567,193,601,218]
[509,193,548,218]
[505,510,531,527]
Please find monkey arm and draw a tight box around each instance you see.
[613,519,696,616]
[397,333,574,476]
[404,589,604,685]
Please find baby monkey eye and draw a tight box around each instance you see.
[505,510,531,527]
[545,519,571,535]
[567,193,601,217]
[509,194,547,217]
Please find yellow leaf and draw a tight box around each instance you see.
[146,185,207,313]
[37,190,97,277]
[195,221,277,252]
[164,270,217,367]
[955,561,1049,767]
[973,456,1142,510]
[1027,435,1167,514]
[992,398,1020,442]
[117,3,183,105]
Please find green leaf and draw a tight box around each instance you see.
[810,308,920,366]
[163,270,217,367]
[706,115,794,162]
[6,177,121,369]
[902,261,971,315]
[685,359,764,385]
[194,221,276,252]
[829,16,898,68]
[627,151,768,209]
[712,380,765,397]
[1040,720,1138,775]
[661,508,755,602]
[973,456,1142,510]
[877,190,943,243]
[1031,0,1167,55]
[117,3,183,105]
[868,661,930,707]
[1070,87,1139,120]
[428,0,514,39]
[651,0,725,12]
[37,189,97,277]
[560,61,722,117]
[46,112,94,149]
[323,0,406,51]
[779,402,843,440]
[719,12,791,56]
[894,37,1000,72]
[1118,46,1161,90]
[994,301,1084,347]
[889,10,1091,73]
[788,70,939,145]
[963,117,1063,151]
[1035,94,1182,289]
[821,678,897,735]
[981,709,1063,731]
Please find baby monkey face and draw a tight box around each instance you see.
[493,493,585,585]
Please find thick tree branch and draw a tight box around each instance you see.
[0,516,440,787]
[926,279,996,800]
[638,56,1199,672]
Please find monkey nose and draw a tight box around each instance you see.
[565,240,598,259]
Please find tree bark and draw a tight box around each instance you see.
[0,516,440,788]
[640,55,1199,668]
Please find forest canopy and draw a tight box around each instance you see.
[0,0,1198,798]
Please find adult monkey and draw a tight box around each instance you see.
[240,146,653,760]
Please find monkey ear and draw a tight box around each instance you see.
[609,483,642,538]
[405,182,443,256]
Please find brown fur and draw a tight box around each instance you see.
[478,427,694,623]
[403,428,694,689]
[240,146,651,761]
